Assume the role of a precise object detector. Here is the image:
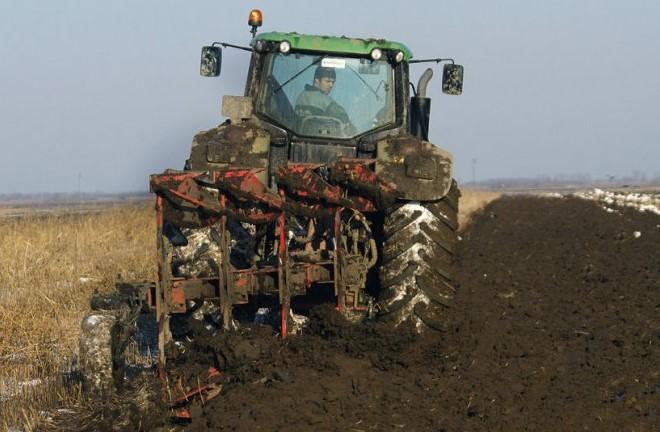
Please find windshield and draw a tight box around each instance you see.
[257,52,395,139]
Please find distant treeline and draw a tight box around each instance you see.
[463,172,660,191]
[0,191,151,204]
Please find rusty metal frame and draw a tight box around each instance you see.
[151,159,391,354]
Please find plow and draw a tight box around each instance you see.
[151,160,392,332]
[78,8,464,421]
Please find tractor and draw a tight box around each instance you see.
[79,9,464,400]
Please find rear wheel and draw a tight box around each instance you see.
[378,181,459,330]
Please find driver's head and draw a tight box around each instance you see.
[313,67,336,95]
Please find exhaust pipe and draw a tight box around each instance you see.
[410,68,433,141]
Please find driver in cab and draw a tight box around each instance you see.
[295,66,352,133]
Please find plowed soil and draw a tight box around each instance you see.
[53,196,660,431]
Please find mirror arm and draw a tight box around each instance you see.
[211,41,253,52]
[409,58,455,65]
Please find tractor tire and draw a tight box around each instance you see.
[79,312,118,396]
[378,180,459,331]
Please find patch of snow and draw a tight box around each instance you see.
[396,291,429,330]
[573,189,660,216]
[0,378,43,402]
[81,314,102,328]
[254,307,271,325]
[3,352,27,363]
[288,310,309,334]
[79,277,96,284]
[395,202,437,235]
[80,313,116,333]
[57,408,77,414]
[385,275,413,304]
[19,379,41,389]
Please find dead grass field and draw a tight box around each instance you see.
[0,205,154,431]
[458,188,501,230]
[0,189,496,430]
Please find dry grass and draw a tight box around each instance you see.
[458,188,501,231]
[0,205,155,431]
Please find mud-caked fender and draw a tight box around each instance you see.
[375,136,453,201]
[188,122,271,184]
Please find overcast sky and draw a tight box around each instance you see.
[1,0,659,193]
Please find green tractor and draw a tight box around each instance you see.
[80,9,463,399]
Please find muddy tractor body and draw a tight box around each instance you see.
[80,11,464,397]
[148,20,464,354]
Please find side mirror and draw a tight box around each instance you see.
[200,46,222,77]
[442,64,464,95]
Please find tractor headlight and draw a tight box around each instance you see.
[370,48,382,60]
[279,41,291,54]
[394,50,404,63]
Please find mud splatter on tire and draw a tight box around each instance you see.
[378,180,459,330]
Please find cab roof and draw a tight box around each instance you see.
[255,32,413,61]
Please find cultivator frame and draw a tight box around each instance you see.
[149,159,399,364]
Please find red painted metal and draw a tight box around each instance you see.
[280,303,287,339]
[155,196,163,227]
[170,287,186,312]
[174,408,192,420]
[276,163,377,211]
[149,160,394,228]
[171,384,210,407]
[167,187,209,209]
[278,210,287,339]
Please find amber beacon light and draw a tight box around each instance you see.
[248,9,263,37]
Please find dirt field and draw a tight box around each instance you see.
[38,194,659,432]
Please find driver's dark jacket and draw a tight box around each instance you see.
[294,85,350,123]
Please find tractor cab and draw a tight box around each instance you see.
[199,10,463,154]
[248,33,411,141]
